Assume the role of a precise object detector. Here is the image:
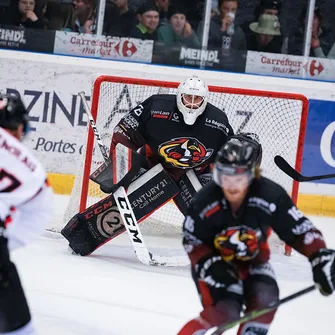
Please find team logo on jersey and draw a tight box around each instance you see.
[214,226,259,261]
[158,137,213,168]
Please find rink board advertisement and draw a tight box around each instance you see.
[0,27,55,53]
[246,51,334,81]
[152,44,246,73]
[54,32,153,63]
[302,99,335,185]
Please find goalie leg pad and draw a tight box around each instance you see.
[61,194,125,256]
[62,164,179,256]
[0,261,31,332]
[173,169,203,215]
[127,163,179,221]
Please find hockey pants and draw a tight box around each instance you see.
[177,262,279,335]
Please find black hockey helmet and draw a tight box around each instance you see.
[213,138,257,186]
[0,94,29,134]
[231,132,262,167]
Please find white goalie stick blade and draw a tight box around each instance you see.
[114,186,190,267]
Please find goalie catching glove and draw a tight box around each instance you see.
[310,248,335,296]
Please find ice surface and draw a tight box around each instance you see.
[10,195,335,335]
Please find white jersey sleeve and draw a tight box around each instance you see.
[0,127,54,250]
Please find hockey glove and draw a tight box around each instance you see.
[196,254,239,288]
[309,248,335,296]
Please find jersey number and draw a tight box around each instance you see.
[288,206,304,221]
[0,169,21,192]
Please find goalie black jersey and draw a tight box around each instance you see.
[111,94,234,179]
[183,177,326,270]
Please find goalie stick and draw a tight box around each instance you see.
[204,285,316,335]
[79,91,109,162]
[274,155,335,182]
[78,91,189,267]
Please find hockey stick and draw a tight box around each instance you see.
[204,285,316,335]
[114,186,189,266]
[78,92,189,267]
[274,155,335,182]
[78,91,109,161]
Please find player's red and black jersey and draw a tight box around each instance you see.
[183,176,326,273]
[111,94,234,179]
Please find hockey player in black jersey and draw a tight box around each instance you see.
[62,76,236,257]
[178,138,335,335]
[109,75,234,180]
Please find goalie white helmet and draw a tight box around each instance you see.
[176,76,209,125]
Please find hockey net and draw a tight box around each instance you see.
[60,76,308,252]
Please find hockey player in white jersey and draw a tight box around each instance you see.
[0,95,53,334]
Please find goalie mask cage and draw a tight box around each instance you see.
[62,75,308,243]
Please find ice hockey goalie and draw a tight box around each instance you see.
[61,76,261,258]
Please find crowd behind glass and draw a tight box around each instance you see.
[0,0,334,62]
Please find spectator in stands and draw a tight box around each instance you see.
[197,0,246,54]
[103,1,122,36]
[129,2,159,40]
[154,0,169,26]
[254,0,281,19]
[44,0,72,30]
[64,0,96,34]
[131,0,202,31]
[181,0,204,31]
[247,13,281,53]
[158,4,200,47]
[106,0,137,36]
[4,0,45,29]
[242,0,283,52]
[287,6,334,58]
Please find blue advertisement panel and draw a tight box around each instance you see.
[302,99,335,184]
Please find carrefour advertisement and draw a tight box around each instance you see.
[302,99,335,184]
[54,32,153,63]
[246,51,330,81]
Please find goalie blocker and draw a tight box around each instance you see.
[62,150,203,256]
